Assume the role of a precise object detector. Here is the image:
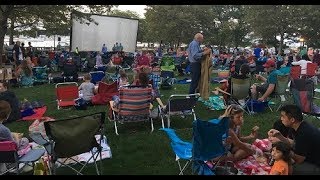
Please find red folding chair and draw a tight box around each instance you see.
[55,82,79,109]
[290,65,301,80]
[92,81,118,105]
[305,63,318,77]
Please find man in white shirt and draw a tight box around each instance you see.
[291,54,312,75]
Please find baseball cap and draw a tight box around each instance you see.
[263,59,276,68]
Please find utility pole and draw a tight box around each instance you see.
[53,34,56,51]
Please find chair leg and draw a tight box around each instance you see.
[177,159,190,175]
[159,107,165,128]
[192,109,196,121]
[114,121,119,135]
[167,115,171,128]
[150,118,154,133]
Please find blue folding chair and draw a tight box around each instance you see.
[160,117,230,175]
[160,128,192,175]
[192,118,230,175]
[90,71,105,85]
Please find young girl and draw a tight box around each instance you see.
[221,104,259,161]
[78,73,95,105]
[269,141,291,175]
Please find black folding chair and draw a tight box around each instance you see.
[30,112,107,175]
[157,93,200,128]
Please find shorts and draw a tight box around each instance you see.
[256,83,269,95]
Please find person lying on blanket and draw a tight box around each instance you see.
[218,105,259,161]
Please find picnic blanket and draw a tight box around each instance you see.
[21,106,47,121]
[199,96,226,110]
[234,139,272,175]
[30,135,112,166]
[211,77,228,84]
[176,78,191,84]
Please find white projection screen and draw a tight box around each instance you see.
[71,15,139,53]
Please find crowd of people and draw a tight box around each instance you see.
[1,33,320,175]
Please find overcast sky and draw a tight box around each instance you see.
[116,5,147,18]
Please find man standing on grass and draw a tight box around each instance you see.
[187,32,211,94]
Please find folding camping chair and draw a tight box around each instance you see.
[215,77,252,115]
[89,71,105,85]
[0,141,45,175]
[160,56,175,80]
[160,128,192,175]
[192,119,234,175]
[290,65,301,80]
[160,56,175,72]
[32,66,48,84]
[305,63,318,78]
[268,74,290,111]
[55,82,78,109]
[160,118,231,175]
[303,63,318,84]
[91,81,118,105]
[109,86,154,135]
[291,78,320,120]
[30,112,107,175]
[157,93,199,128]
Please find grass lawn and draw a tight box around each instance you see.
[6,72,320,175]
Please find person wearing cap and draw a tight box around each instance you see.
[251,59,281,101]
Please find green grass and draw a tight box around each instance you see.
[6,73,320,175]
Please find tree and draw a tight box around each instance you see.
[144,5,216,48]
[108,9,140,19]
[0,5,115,66]
[245,5,300,52]
[295,5,320,48]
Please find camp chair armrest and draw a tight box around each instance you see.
[156,98,165,109]
[109,101,152,111]
[109,101,119,112]
[215,87,231,96]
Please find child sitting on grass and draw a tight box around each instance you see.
[78,73,95,105]
[269,141,291,175]
[219,105,259,161]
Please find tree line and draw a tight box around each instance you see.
[1,5,320,64]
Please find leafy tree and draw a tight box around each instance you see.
[295,5,320,48]
[108,9,140,19]
[245,5,299,51]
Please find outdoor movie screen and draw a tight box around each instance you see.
[71,14,139,53]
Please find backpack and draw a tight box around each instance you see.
[160,77,174,90]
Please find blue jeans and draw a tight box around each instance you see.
[189,62,201,94]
